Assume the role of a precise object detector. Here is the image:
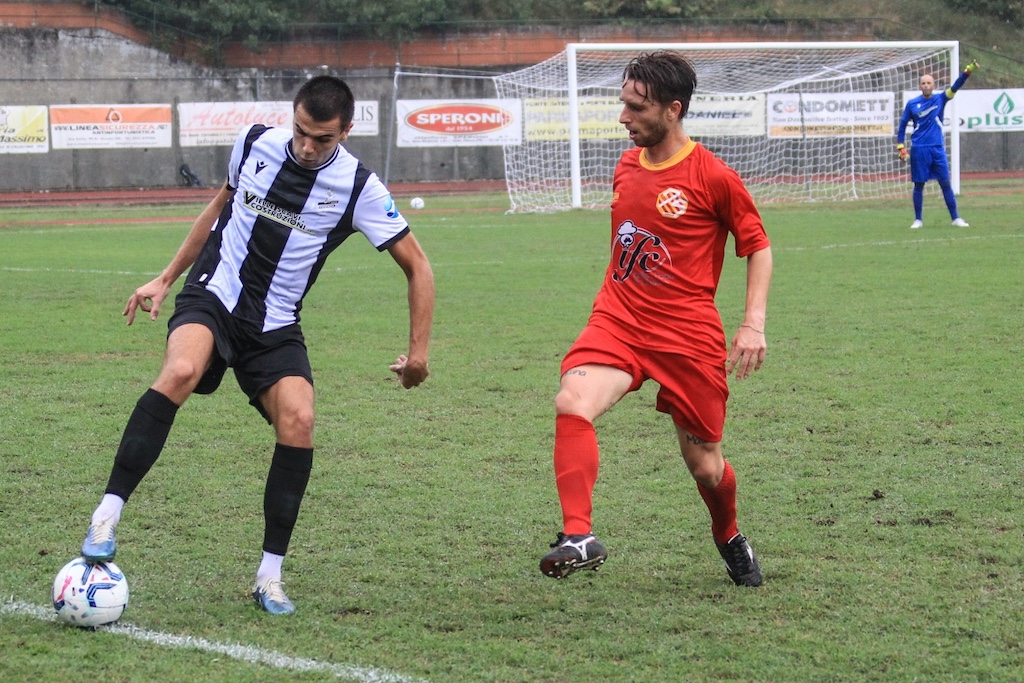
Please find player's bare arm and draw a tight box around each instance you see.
[124,182,235,325]
[386,232,435,388]
[727,246,773,379]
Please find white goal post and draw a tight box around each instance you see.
[493,41,960,212]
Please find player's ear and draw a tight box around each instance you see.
[339,121,354,141]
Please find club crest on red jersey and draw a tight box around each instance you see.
[656,187,689,219]
[612,220,671,283]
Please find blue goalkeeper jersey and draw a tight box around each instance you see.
[897,70,971,148]
[898,93,951,148]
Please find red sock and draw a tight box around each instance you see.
[553,413,599,535]
[696,460,739,544]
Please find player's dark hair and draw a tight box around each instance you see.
[294,75,356,127]
[622,51,697,119]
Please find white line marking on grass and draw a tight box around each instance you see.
[2,600,430,683]
[0,266,160,276]
[1,221,191,236]
[776,233,1024,252]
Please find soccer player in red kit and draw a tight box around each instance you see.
[539,51,773,586]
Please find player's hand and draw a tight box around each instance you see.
[123,277,171,325]
[726,324,766,380]
[389,354,429,388]
[965,59,980,74]
[897,144,909,163]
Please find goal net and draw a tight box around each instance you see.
[493,41,959,212]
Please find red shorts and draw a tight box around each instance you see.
[561,323,729,442]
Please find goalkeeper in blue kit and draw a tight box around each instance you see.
[896,59,979,229]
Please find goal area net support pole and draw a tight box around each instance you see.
[493,41,959,212]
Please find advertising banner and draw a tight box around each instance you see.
[687,94,766,137]
[523,93,766,141]
[178,101,292,147]
[178,100,380,146]
[397,99,521,147]
[349,101,380,137]
[50,104,172,149]
[958,89,1024,132]
[524,96,621,141]
[768,93,895,138]
[0,105,49,153]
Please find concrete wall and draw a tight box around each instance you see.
[1,26,1020,193]
[961,131,1024,172]
[0,28,506,191]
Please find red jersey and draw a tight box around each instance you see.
[589,140,770,364]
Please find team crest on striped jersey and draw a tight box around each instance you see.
[316,188,339,211]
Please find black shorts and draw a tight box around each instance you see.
[167,285,313,422]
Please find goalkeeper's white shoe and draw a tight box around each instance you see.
[910,220,923,229]
[952,218,970,227]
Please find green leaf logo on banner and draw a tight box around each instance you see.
[993,92,1014,116]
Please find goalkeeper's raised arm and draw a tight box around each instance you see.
[947,59,980,97]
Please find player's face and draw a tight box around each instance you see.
[291,103,352,168]
[919,75,936,98]
[619,79,675,149]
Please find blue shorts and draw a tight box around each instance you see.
[910,146,950,184]
[167,285,313,423]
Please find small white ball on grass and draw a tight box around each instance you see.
[410,197,425,210]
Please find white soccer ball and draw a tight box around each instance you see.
[409,197,425,210]
[52,557,129,628]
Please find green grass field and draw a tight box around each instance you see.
[1,182,1023,682]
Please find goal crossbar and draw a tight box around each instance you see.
[495,41,960,212]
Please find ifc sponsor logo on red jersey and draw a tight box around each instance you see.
[612,220,672,284]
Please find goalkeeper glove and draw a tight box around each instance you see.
[965,60,979,75]
[897,143,909,163]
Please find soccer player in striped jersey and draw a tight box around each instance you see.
[80,76,435,614]
[539,51,772,587]
[897,60,979,229]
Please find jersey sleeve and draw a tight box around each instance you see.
[711,164,770,257]
[947,69,971,97]
[352,172,411,251]
[226,124,266,190]
[897,102,913,143]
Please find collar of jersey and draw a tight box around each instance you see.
[284,141,340,170]
[639,138,697,171]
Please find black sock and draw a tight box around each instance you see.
[104,389,179,501]
[262,444,314,556]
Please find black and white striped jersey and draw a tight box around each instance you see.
[186,124,411,332]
